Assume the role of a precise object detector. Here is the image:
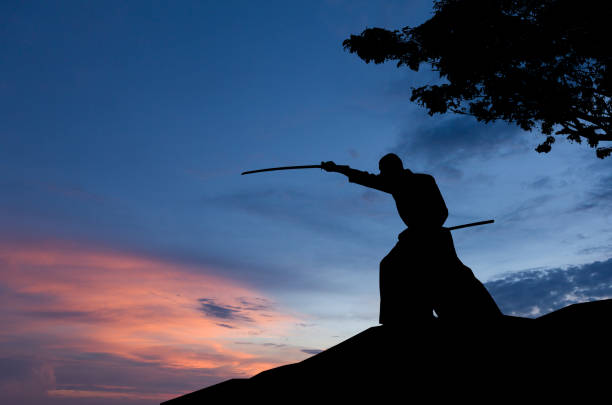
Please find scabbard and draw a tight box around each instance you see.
[447,219,494,231]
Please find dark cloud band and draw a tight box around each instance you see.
[485,258,612,317]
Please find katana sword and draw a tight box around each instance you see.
[242,165,322,175]
[241,165,494,231]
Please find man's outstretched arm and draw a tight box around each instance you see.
[321,161,390,193]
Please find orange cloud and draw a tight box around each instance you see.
[0,240,307,401]
[48,388,172,401]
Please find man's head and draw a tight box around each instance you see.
[379,153,404,177]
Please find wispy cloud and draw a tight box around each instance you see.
[301,349,323,355]
[525,176,554,190]
[197,298,273,323]
[393,116,530,170]
[198,299,247,320]
[205,187,362,238]
[571,174,612,212]
[499,194,555,224]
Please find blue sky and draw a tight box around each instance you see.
[1,1,611,403]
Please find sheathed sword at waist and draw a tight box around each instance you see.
[447,219,494,231]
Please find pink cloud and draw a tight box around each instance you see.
[0,240,307,403]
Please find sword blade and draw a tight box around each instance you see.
[241,165,322,175]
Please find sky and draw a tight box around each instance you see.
[1,1,611,404]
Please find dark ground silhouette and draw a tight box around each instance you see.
[162,299,612,403]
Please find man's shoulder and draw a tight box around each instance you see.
[408,171,435,181]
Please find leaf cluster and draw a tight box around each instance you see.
[343,0,612,158]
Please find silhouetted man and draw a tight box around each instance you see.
[322,154,501,326]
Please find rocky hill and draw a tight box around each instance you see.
[162,299,612,403]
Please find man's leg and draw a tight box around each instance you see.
[380,240,433,325]
[432,230,503,319]
[379,244,399,325]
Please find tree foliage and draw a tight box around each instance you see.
[343,0,612,158]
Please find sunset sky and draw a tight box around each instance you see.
[2,1,612,404]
